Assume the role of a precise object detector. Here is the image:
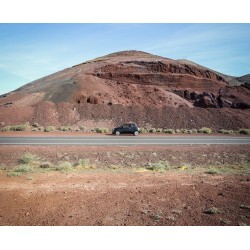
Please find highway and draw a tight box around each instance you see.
[0,136,250,145]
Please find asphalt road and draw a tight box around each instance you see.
[0,136,250,145]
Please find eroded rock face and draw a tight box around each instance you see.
[171,86,250,109]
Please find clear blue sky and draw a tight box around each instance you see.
[0,23,250,94]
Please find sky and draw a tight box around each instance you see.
[0,23,250,94]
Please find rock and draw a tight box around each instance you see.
[40,162,52,168]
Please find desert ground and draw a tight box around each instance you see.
[0,135,249,226]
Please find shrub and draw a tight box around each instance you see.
[145,161,170,171]
[148,128,157,133]
[14,165,34,173]
[44,126,55,132]
[32,123,40,128]
[205,168,221,175]
[1,126,11,131]
[163,129,175,134]
[218,129,235,134]
[203,207,221,214]
[19,153,38,164]
[139,128,147,134]
[198,127,212,134]
[10,123,30,131]
[59,126,71,131]
[187,130,193,134]
[55,161,73,171]
[156,128,163,133]
[175,129,181,133]
[181,129,188,134]
[192,129,198,134]
[78,159,90,167]
[32,128,39,131]
[79,126,86,131]
[94,128,109,133]
[239,129,250,135]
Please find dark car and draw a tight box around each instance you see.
[112,123,140,136]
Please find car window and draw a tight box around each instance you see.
[122,124,129,128]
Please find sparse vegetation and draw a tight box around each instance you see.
[145,160,170,171]
[218,129,236,134]
[220,218,231,225]
[240,204,250,210]
[163,129,175,134]
[203,207,221,214]
[175,129,181,133]
[78,159,90,167]
[55,161,73,172]
[1,126,11,131]
[13,165,34,173]
[19,153,38,165]
[156,128,163,133]
[139,127,147,134]
[239,129,250,135]
[205,168,221,175]
[44,126,55,132]
[79,126,86,131]
[148,128,156,133]
[152,211,163,221]
[93,127,109,133]
[59,126,71,131]
[10,123,30,131]
[198,127,212,134]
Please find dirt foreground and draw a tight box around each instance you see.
[0,171,249,226]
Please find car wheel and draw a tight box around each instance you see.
[134,131,139,136]
[115,131,120,136]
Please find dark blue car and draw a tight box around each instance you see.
[112,123,139,136]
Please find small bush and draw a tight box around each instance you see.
[10,123,30,131]
[203,207,221,214]
[7,172,21,177]
[239,129,250,135]
[78,159,90,167]
[156,128,163,133]
[19,153,38,164]
[148,128,157,133]
[181,129,188,134]
[100,128,109,133]
[59,126,71,131]
[205,168,221,175]
[32,123,40,128]
[198,127,212,134]
[187,130,193,134]
[32,128,39,131]
[145,161,170,171]
[163,129,175,134]
[1,126,11,131]
[14,165,34,173]
[44,126,55,132]
[218,129,235,134]
[38,126,44,131]
[192,129,198,134]
[139,128,147,134]
[175,129,181,133]
[55,161,73,171]
[79,126,86,131]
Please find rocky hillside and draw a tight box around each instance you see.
[0,50,249,130]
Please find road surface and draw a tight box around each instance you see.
[0,136,250,145]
